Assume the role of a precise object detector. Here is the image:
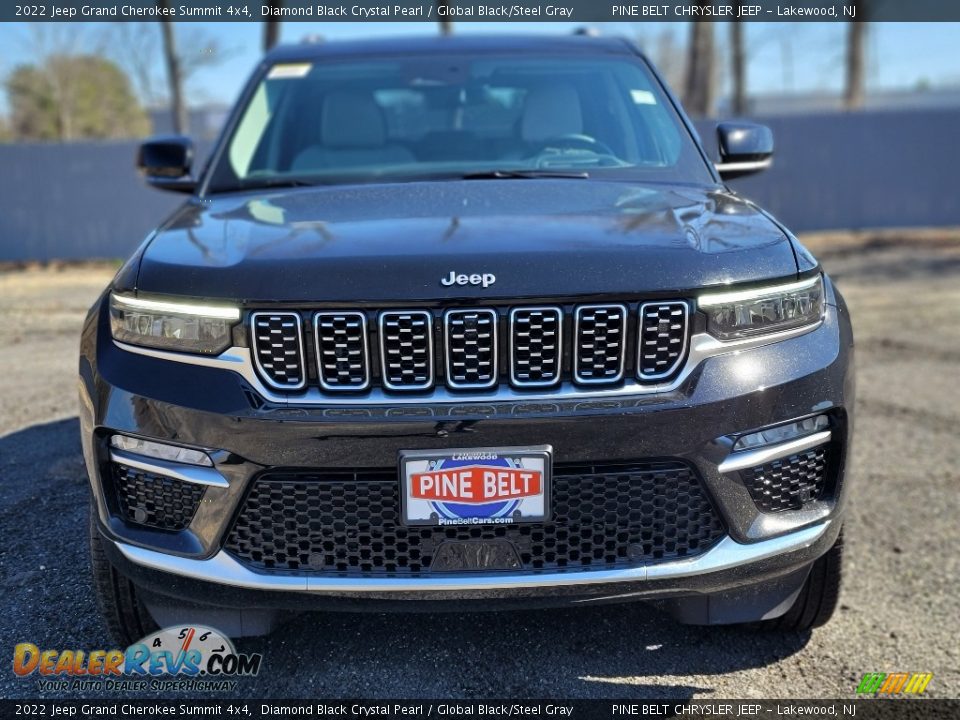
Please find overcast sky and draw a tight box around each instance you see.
[1,21,959,113]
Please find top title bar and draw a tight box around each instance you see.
[6,0,960,23]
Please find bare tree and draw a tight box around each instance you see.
[844,0,867,109]
[684,13,715,117]
[730,14,746,115]
[109,23,163,107]
[264,2,282,52]
[157,4,187,134]
[436,0,453,35]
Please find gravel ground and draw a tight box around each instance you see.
[1,234,958,700]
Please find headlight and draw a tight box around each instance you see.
[109,293,239,354]
[699,275,824,341]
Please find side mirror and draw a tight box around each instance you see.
[136,136,196,193]
[715,122,773,179]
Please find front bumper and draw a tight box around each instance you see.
[79,284,854,615]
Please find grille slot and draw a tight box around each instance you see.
[509,307,563,387]
[444,309,498,389]
[378,311,434,391]
[251,312,306,390]
[112,463,205,531]
[314,312,370,391]
[224,462,725,575]
[574,304,627,384]
[637,301,689,380]
[741,445,830,513]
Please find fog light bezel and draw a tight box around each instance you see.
[109,434,213,467]
[732,414,831,452]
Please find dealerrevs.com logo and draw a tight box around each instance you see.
[13,625,262,692]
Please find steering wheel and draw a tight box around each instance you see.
[533,133,616,157]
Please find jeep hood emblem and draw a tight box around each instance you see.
[441,271,496,288]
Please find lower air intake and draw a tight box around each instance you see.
[741,445,830,513]
[224,461,726,575]
[112,463,205,531]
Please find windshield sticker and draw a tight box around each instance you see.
[268,63,312,79]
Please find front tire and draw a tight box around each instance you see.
[757,529,844,631]
[89,505,158,646]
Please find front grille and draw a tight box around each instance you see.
[224,462,726,575]
[637,302,689,379]
[248,300,693,395]
[251,312,306,390]
[314,312,369,390]
[741,445,830,513]
[112,463,205,531]
[574,304,627,383]
[379,311,433,390]
[444,309,498,389]
[509,307,563,387]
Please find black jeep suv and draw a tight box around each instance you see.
[81,35,853,643]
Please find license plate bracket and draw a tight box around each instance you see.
[399,445,552,527]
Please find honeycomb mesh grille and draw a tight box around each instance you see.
[638,302,689,380]
[574,305,627,383]
[445,310,497,388]
[112,463,205,531]
[251,313,305,390]
[510,307,562,387]
[379,311,433,390]
[315,312,369,390]
[224,462,726,575]
[741,445,830,513]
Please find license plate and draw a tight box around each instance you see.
[399,446,552,527]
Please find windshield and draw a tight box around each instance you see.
[205,53,714,192]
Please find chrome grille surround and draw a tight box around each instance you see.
[378,310,434,391]
[637,301,690,381]
[313,312,370,391]
[250,312,306,390]
[508,306,563,388]
[573,304,628,384]
[443,309,498,390]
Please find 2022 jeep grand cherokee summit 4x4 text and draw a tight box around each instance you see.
[80,35,853,644]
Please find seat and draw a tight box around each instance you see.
[521,83,584,144]
[291,90,415,172]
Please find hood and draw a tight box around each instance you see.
[136,180,799,302]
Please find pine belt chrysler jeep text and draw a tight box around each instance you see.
[80,35,853,643]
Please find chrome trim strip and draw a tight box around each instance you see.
[109,449,229,488]
[718,430,833,474]
[636,300,690,381]
[573,304,627,385]
[378,310,434,392]
[443,309,498,390]
[113,319,823,406]
[313,311,371,392]
[250,312,307,391]
[509,306,563,388]
[114,521,830,592]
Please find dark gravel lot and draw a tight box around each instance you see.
[1,234,958,700]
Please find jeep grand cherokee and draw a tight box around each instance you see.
[80,35,853,643]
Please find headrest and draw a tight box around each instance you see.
[521,84,583,143]
[321,90,386,148]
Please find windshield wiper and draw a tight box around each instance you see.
[460,169,590,180]
[233,178,324,191]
